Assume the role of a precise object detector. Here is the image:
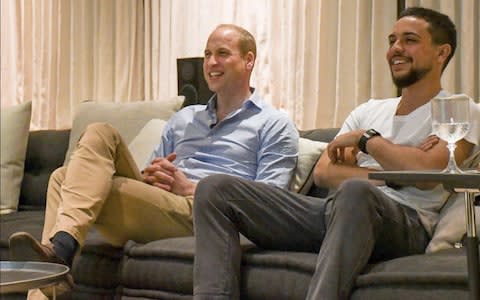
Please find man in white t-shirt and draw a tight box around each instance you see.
[192,7,479,300]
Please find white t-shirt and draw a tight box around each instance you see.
[337,91,479,235]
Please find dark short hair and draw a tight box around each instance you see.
[399,7,456,71]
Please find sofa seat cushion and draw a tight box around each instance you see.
[121,237,196,299]
[72,230,123,299]
[0,210,45,260]
[352,247,472,300]
[121,237,256,296]
[241,249,317,300]
[121,236,318,300]
[122,236,474,300]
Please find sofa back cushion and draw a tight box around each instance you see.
[64,97,184,164]
[426,149,480,253]
[19,130,71,209]
[128,119,168,169]
[290,138,328,194]
[299,128,339,198]
[1,101,32,214]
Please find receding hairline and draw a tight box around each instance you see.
[213,24,257,58]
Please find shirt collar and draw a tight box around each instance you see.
[205,87,263,114]
[436,89,449,98]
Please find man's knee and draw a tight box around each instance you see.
[195,175,241,210]
[333,179,380,214]
[49,166,67,188]
[76,122,122,150]
[338,179,374,195]
[83,122,119,139]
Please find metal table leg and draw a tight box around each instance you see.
[464,191,479,300]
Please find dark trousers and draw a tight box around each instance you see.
[193,175,429,300]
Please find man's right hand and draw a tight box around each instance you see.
[142,153,177,191]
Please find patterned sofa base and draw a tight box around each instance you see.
[71,234,472,300]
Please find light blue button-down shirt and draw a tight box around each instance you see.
[149,90,298,189]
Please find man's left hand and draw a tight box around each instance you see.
[327,130,364,163]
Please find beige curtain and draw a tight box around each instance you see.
[143,0,272,105]
[1,0,145,129]
[407,0,480,100]
[1,0,478,130]
[146,0,397,129]
[264,0,397,128]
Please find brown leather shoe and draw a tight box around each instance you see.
[8,231,67,265]
[9,232,75,297]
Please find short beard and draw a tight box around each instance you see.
[391,68,429,88]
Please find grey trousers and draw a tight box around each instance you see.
[193,175,429,300]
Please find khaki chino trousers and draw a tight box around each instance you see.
[42,123,194,247]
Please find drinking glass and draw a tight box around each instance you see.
[431,94,470,173]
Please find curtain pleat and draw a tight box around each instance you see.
[1,0,478,130]
[406,0,480,100]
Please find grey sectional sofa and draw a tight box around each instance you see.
[1,125,477,300]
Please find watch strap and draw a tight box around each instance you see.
[358,129,381,154]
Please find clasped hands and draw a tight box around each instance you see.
[142,153,196,196]
[327,130,440,163]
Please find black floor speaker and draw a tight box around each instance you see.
[177,57,214,107]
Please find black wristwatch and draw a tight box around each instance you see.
[358,129,381,154]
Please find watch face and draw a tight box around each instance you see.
[366,129,379,137]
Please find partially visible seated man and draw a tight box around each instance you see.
[192,7,479,300]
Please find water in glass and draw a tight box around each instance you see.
[431,94,470,173]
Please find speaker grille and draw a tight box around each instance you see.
[177,57,214,107]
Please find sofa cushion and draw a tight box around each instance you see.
[299,128,339,144]
[64,97,184,164]
[426,150,480,253]
[72,230,123,290]
[1,101,32,214]
[426,193,480,253]
[121,238,196,298]
[0,210,44,260]
[120,235,473,300]
[289,138,327,194]
[128,119,168,169]
[300,128,339,198]
[352,247,472,300]
[121,236,316,300]
[20,130,70,209]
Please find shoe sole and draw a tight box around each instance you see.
[9,232,51,262]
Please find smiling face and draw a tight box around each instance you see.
[386,16,447,88]
[203,26,254,97]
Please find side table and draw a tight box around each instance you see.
[369,170,480,300]
[0,261,70,300]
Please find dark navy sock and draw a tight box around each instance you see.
[52,231,78,267]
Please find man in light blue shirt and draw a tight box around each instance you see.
[9,24,298,294]
[141,24,299,196]
[151,88,297,188]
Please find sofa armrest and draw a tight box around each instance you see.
[19,129,71,210]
